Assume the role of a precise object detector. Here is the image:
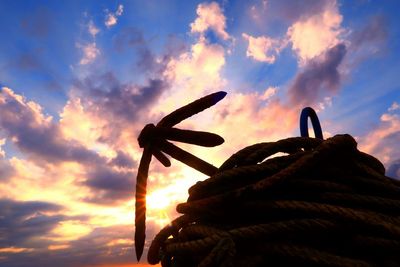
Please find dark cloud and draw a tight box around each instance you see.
[0,199,143,267]
[113,27,158,73]
[5,48,63,92]
[83,166,134,205]
[0,158,15,182]
[74,72,167,125]
[350,15,388,48]
[0,199,64,248]
[0,224,143,267]
[372,131,400,179]
[113,27,145,52]
[387,159,400,179]
[20,7,52,38]
[0,88,106,165]
[15,54,42,70]
[266,0,331,24]
[288,43,347,106]
[111,150,136,168]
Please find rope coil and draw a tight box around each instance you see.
[147,134,400,266]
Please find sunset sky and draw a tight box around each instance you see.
[0,0,399,266]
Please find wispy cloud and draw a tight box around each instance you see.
[88,20,100,37]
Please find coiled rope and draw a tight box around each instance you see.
[135,92,400,266]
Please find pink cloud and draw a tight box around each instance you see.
[190,2,230,40]
[77,42,100,65]
[105,4,124,28]
[242,33,284,64]
[287,0,344,64]
[358,104,400,178]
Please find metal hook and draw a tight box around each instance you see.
[300,107,323,139]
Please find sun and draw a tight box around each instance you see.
[146,190,172,210]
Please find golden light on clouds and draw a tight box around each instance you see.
[51,220,92,242]
[48,244,70,250]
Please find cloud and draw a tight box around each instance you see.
[242,33,284,63]
[260,86,278,101]
[288,43,347,107]
[111,150,135,168]
[268,0,332,23]
[105,4,124,28]
[389,102,400,112]
[73,72,167,127]
[20,7,52,38]
[0,140,14,182]
[287,0,343,64]
[161,38,226,109]
[0,87,105,165]
[0,211,137,267]
[358,105,400,178]
[15,53,42,70]
[112,27,170,74]
[350,15,387,49]
[78,42,100,65]
[88,20,100,37]
[387,160,400,179]
[0,198,64,248]
[83,166,134,205]
[190,2,230,40]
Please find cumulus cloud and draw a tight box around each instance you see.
[105,4,124,28]
[288,43,347,107]
[287,0,343,64]
[242,33,284,63]
[190,2,230,40]
[78,42,100,65]
[359,106,400,178]
[0,87,106,165]
[162,38,226,103]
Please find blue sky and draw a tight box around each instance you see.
[0,0,399,266]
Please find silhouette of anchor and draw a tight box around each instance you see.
[135,91,227,260]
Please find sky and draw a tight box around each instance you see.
[0,0,399,266]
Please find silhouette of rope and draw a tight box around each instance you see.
[147,134,400,266]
